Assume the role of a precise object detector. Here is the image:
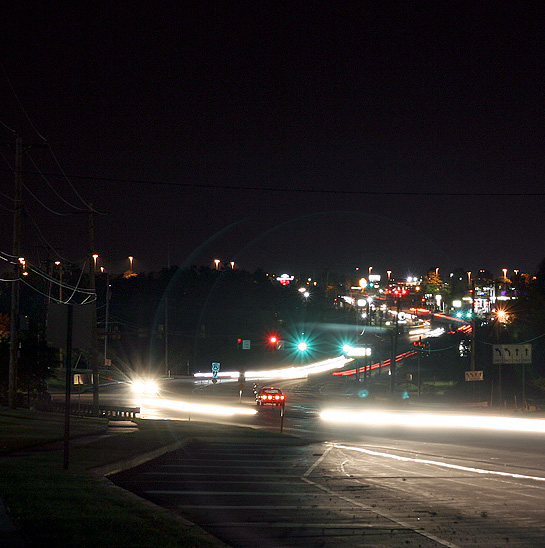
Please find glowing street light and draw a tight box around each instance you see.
[297,341,309,352]
[496,309,509,323]
[502,268,508,279]
[230,261,235,269]
[92,254,99,272]
[387,270,392,281]
[214,259,220,270]
[18,257,28,276]
[368,266,373,277]
[128,256,134,271]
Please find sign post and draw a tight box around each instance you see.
[238,371,245,402]
[492,345,531,408]
[211,362,220,385]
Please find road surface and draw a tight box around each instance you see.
[100,377,545,547]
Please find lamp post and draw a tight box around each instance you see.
[128,256,134,272]
[214,259,220,270]
[92,254,99,272]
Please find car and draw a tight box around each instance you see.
[255,386,285,406]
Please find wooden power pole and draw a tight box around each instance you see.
[8,136,23,409]
[88,205,99,413]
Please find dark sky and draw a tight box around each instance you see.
[2,2,545,281]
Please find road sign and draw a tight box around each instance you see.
[492,344,532,364]
[465,370,484,381]
[242,339,251,350]
[211,362,220,378]
[513,344,532,363]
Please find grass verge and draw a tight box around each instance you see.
[0,407,298,548]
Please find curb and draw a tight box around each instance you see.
[92,439,235,548]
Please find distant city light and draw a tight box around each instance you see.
[277,273,294,285]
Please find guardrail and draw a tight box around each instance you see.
[49,401,140,419]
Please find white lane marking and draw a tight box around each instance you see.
[302,445,333,477]
[301,477,463,548]
[335,443,545,482]
[200,522,408,529]
[340,458,350,477]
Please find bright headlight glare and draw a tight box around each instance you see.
[132,380,159,395]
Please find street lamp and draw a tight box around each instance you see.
[128,256,134,271]
[230,261,235,269]
[368,266,373,278]
[92,254,99,272]
[502,268,508,280]
[387,270,392,281]
[214,259,220,270]
[467,271,471,286]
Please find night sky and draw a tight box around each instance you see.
[2,2,545,281]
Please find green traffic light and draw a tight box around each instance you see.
[297,341,308,352]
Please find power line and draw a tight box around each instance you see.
[1,168,544,197]
[25,150,87,212]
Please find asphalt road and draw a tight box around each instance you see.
[97,377,545,547]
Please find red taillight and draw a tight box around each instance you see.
[280,395,285,400]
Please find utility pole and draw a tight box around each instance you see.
[104,271,110,368]
[88,205,99,413]
[8,136,23,409]
[390,296,401,394]
[165,250,170,376]
[470,280,476,371]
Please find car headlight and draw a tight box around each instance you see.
[132,380,159,395]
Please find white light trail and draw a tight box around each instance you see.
[320,409,545,434]
[194,356,352,380]
[138,397,257,417]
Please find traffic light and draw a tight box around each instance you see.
[237,338,242,349]
[265,334,283,349]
